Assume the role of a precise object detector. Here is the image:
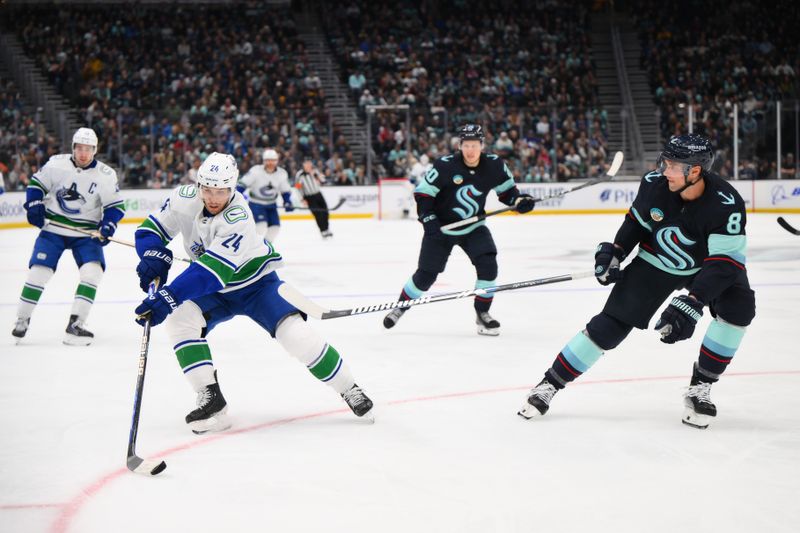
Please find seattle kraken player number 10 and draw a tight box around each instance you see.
[383,124,536,336]
[518,133,755,429]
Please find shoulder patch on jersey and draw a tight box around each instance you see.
[440,155,454,162]
[643,170,662,183]
[51,154,70,161]
[486,154,499,160]
[223,205,248,224]
[717,191,735,205]
[178,185,198,198]
[98,162,114,175]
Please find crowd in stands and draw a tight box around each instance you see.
[0,77,60,192]
[635,0,799,179]
[8,3,351,187]
[321,0,611,182]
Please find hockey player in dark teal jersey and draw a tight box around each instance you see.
[383,124,535,336]
[518,134,755,429]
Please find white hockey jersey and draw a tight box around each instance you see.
[29,154,124,237]
[138,184,284,293]
[238,165,291,205]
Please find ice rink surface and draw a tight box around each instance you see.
[1,212,799,533]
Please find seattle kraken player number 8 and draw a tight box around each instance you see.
[519,134,755,429]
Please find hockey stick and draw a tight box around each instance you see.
[127,278,167,476]
[441,151,624,231]
[47,220,192,263]
[282,197,346,213]
[777,216,800,235]
[278,270,594,320]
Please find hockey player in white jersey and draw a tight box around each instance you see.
[133,152,374,434]
[236,149,293,243]
[13,127,125,345]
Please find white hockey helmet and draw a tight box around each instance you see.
[197,152,239,189]
[263,149,279,161]
[72,127,98,154]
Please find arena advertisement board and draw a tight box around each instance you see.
[0,180,797,229]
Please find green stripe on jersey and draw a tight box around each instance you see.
[138,217,170,244]
[29,177,47,192]
[45,212,97,230]
[229,252,282,285]
[197,254,235,285]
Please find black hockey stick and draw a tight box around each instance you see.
[47,220,192,263]
[281,197,346,213]
[127,279,167,476]
[777,216,800,235]
[278,270,594,320]
[441,151,624,231]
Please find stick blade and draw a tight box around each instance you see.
[278,283,330,319]
[607,151,624,176]
[127,455,167,476]
[777,217,800,235]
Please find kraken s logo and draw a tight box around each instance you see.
[56,183,87,215]
[655,226,696,269]
[452,185,482,219]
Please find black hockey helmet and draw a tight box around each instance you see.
[657,134,714,174]
[458,124,485,142]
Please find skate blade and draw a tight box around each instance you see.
[477,327,500,336]
[189,413,232,435]
[517,402,544,420]
[681,407,712,429]
[63,334,93,346]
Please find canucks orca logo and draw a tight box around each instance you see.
[258,183,277,199]
[655,226,696,269]
[452,185,482,219]
[56,183,87,214]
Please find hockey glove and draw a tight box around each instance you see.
[515,194,536,214]
[654,294,704,344]
[94,221,117,246]
[135,286,180,327]
[594,242,626,285]
[420,213,442,238]
[24,199,46,228]
[136,247,173,292]
[282,192,294,212]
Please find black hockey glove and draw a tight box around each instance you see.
[420,213,442,238]
[594,242,625,285]
[654,294,704,344]
[514,194,536,214]
[136,246,173,292]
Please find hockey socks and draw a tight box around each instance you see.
[17,265,54,319]
[70,262,103,321]
[545,330,605,387]
[697,318,745,380]
[473,279,495,313]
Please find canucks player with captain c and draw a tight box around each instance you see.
[133,152,374,434]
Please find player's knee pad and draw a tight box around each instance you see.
[78,261,103,285]
[165,300,207,345]
[411,269,438,292]
[473,253,498,281]
[713,288,756,327]
[275,313,326,366]
[28,264,55,286]
[585,312,633,350]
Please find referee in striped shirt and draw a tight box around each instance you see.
[294,158,332,238]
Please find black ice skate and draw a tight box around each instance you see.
[321,229,333,239]
[12,317,30,342]
[476,311,500,336]
[383,307,407,329]
[342,383,374,419]
[186,372,231,434]
[682,366,717,429]
[518,378,559,419]
[63,315,94,346]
